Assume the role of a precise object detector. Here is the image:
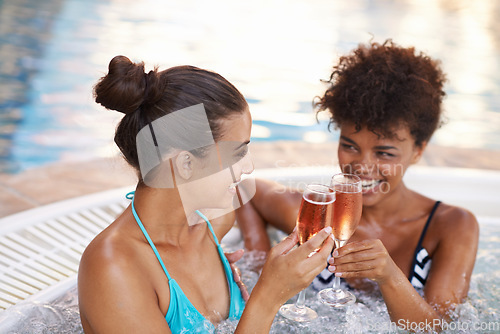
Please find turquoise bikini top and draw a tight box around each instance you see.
[127,192,245,333]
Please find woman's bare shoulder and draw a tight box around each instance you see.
[411,190,478,233]
[79,212,143,281]
[432,202,479,240]
[78,214,171,333]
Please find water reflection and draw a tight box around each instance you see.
[0,0,499,173]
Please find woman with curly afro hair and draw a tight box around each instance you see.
[236,40,479,330]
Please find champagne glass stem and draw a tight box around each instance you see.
[332,239,346,290]
[295,290,306,309]
[333,275,341,290]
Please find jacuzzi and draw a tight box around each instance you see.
[0,166,499,333]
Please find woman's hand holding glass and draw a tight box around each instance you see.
[235,227,333,333]
[253,226,334,314]
[328,239,400,285]
[277,183,335,321]
[257,227,334,305]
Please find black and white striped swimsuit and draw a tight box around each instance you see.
[408,201,441,289]
[312,201,441,291]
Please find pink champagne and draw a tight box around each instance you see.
[331,190,362,241]
[297,192,334,245]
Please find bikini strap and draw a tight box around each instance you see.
[195,210,221,247]
[408,200,441,280]
[131,197,172,281]
[415,201,441,251]
[194,210,230,274]
[194,210,235,287]
[128,193,222,280]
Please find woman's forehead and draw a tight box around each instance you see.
[340,123,413,144]
[218,109,252,142]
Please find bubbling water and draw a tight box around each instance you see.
[215,249,395,334]
[216,224,500,333]
[4,223,500,333]
[5,286,82,334]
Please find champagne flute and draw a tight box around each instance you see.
[279,183,335,322]
[318,173,362,307]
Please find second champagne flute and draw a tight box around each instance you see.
[279,183,335,322]
[318,173,362,307]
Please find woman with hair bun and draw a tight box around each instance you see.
[236,40,479,331]
[78,56,334,333]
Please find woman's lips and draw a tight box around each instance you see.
[361,179,382,193]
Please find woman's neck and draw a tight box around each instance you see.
[362,181,414,225]
[131,186,206,247]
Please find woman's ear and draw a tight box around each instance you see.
[411,141,427,164]
[175,151,194,180]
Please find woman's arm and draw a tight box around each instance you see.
[420,207,479,316]
[235,227,335,333]
[329,207,479,331]
[332,239,441,330]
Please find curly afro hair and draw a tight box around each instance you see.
[315,40,446,147]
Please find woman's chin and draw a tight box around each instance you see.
[361,188,385,207]
[362,194,380,207]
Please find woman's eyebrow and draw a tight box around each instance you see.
[374,145,399,150]
[235,140,250,150]
[341,136,398,151]
[339,136,357,145]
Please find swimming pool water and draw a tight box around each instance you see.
[1,0,500,173]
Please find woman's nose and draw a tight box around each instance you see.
[241,154,254,175]
[353,153,377,175]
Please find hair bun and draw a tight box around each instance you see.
[93,55,147,115]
